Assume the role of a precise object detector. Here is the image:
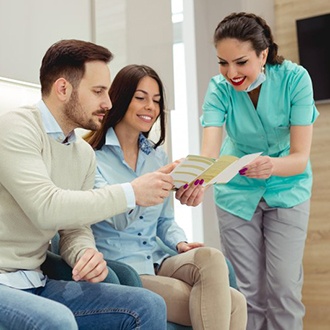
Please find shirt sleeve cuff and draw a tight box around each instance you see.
[121,182,136,209]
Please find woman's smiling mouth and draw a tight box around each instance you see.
[230,76,246,86]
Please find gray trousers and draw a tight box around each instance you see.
[216,199,310,330]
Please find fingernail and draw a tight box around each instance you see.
[199,179,204,185]
[239,168,247,175]
[183,183,189,189]
[194,179,200,185]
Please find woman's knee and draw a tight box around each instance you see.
[193,247,227,270]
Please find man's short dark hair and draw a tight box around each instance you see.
[40,39,113,96]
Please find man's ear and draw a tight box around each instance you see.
[53,78,72,101]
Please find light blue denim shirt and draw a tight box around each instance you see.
[201,60,319,220]
[92,127,187,275]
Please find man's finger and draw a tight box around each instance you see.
[158,162,178,174]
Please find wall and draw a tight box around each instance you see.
[0,0,174,155]
[0,0,173,106]
[93,0,174,109]
[0,0,92,84]
[274,1,330,329]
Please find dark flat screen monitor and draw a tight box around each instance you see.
[296,13,330,103]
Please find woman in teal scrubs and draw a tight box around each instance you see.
[200,12,319,330]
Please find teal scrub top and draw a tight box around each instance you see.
[201,60,319,221]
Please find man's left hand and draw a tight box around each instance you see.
[72,248,108,283]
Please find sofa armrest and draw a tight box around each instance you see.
[42,250,121,284]
[105,259,143,287]
[41,251,74,281]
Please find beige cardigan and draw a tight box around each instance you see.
[0,106,128,273]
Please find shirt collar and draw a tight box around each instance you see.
[105,127,153,155]
[37,99,76,144]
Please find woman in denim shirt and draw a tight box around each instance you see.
[86,64,247,330]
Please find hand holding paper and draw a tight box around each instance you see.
[171,152,262,189]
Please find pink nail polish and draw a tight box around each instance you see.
[194,179,200,185]
[183,183,189,189]
[199,179,204,185]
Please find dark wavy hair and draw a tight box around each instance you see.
[214,12,284,65]
[86,64,166,150]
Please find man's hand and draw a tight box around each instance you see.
[72,248,108,283]
[131,171,174,207]
[158,160,180,174]
[175,182,205,207]
[176,241,204,253]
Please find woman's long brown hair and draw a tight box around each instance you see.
[86,64,166,150]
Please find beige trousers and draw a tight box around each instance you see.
[140,247,247,330]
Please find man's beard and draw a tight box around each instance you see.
[64,90,103,132]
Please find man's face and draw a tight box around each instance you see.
[64,61,111,132]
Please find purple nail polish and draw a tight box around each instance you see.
[199,179,204,185]
[239,168,247,175]
[183,183,189,189]
[194,179,200,185]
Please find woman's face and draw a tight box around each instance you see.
[216,38,268,91]
[121,76,161,134]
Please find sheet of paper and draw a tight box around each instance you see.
[171,152,262,188]
[195,155,238,185]
[171,155,215,188]
[206,152,262,185]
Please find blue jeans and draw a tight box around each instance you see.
[0,279,166,330]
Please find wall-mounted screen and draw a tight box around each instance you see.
[296,13,330,103]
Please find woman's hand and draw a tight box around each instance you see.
[175,181,205,206]
[176,241,204,253]
[239,155,274,179]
